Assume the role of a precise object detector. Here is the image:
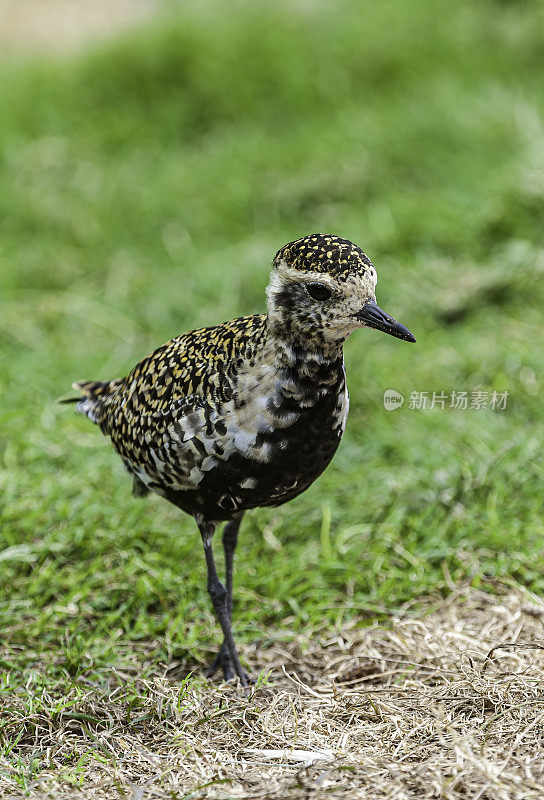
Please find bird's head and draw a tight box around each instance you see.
[266,233,415,354]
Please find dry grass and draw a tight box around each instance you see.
[3,582,544,799]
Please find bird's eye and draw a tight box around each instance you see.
[306,283,332,301]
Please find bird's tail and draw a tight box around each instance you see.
[60,378,123,424]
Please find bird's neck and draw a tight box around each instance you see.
[265,318,345,384]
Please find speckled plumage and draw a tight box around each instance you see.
[274,233,374,277]
[75,312,348,520]
[65,233,415,684]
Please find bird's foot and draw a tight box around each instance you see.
[205,643,253,686]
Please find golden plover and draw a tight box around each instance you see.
[64,234,415,685]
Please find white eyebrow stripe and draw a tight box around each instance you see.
[272,261,336,285]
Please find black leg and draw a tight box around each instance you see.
[206,513,246,681]
[196,515,248,686]
[223,511,244,619]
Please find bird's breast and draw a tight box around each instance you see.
[130,356,349,518]
[187,359,349,514]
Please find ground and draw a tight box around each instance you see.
[4,585,544,798]
[0,0,543,797]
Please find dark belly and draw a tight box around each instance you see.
[165,390,345,520]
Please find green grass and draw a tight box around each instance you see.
[0,0,543,789]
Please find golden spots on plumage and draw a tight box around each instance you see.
[273,233,373,280]
[88,314,269,473]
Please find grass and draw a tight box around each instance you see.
[4,584,544,799]
[0,0,543,795]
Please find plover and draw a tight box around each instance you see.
[64,234,415,685]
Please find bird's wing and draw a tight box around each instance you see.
[97,314,267,491]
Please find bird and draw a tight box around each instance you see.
[63,233,415,686]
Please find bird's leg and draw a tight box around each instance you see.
[205,513,247,681]
[197,516,248,686]
[224,511,244,619]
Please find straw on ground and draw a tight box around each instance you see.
[3,582,544,799]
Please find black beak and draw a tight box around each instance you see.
[356,301,416,343]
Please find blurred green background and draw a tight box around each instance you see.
[0,0,543,677]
